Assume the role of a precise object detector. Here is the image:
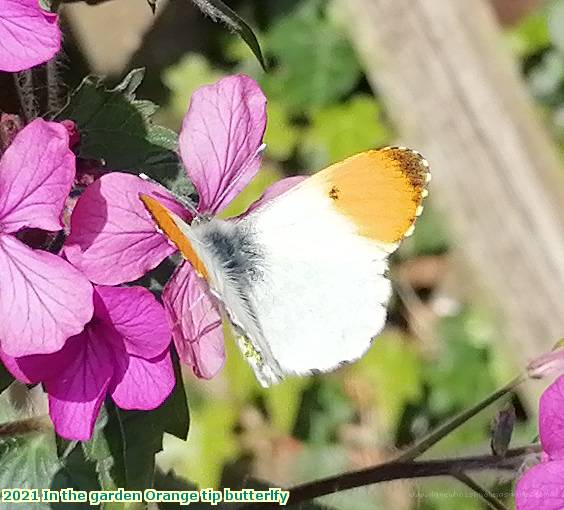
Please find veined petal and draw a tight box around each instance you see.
[0,119,74,233]
[516,461,564,510]
[540,376,564,460]
[64,173,185,285]
[163,263,225,379]
[46,332,113,441]
[0,0,61,72]
[0,342,70,384]
[94,285,171,359]
[0,234,93,357]
[179,75,266,215]
[242,176,306,216]
[110,350,174,410]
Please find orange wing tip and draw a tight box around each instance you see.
[320,147,430,245]
[139,193,209,280]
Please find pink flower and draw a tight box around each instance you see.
[1,285,174,440]
[64,75,303,379]
[515,376,564,509]
[0,118,93,357]
[0,0,61,72]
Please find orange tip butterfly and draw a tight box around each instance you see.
[141,147,430,386]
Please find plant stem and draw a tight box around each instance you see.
[453,472,508,510]
[397,374,525,462]
[239,445,539,510]
[46,56,63,115]
[13,70,37,122]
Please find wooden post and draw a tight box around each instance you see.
[340,0,564,376]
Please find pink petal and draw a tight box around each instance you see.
[179,75,266,214]
[64,173,186,285]
[46,332,113,441]
[0,234,93,357]
[540,376,564,460]
[94,285,171,359]
[0,119,74,233]
[163,263,225,379]
[110,350,174,410]
[242,176,306,216]
[516,461,564,510]
[0,342,70,384]
[0,0,61,72]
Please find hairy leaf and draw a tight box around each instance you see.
[191,0,267,71]
[57,68,184,186]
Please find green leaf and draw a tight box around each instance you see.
[51,446,100,510]
[191,0,267,71]
[264,1,361,114]
[0,363,14,394]
[56,68,184,186]
[0,435,59,510]
[83,355,189,491]
[0,391,59,510]
[303,95,390,167]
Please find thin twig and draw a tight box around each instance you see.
[397,375,525,462]
[453,472,508,510]
[239,445,539,509]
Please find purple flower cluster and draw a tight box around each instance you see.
[0,0,301,441]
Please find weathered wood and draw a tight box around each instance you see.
[340,0,564,375]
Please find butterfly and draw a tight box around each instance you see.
[141,147,430,386]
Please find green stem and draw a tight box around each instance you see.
[397,374,525,462]
[453,472,508,510]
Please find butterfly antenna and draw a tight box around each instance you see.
[138,173,199,217]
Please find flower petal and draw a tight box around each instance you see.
[516,461,564,510]
[0,343,69,384]
[110,350,174,410]
[94,285,171,359]
[64,173,185,285]
[179,75,266,214]
[540,375,564,460]
[242,176,306,216]
[0,119,74,233]
[0,234,93,357]
[0,0,61,72]
[163,263,225,379]
[46,332,113,441]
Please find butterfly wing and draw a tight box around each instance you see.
[232,147,430,384]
